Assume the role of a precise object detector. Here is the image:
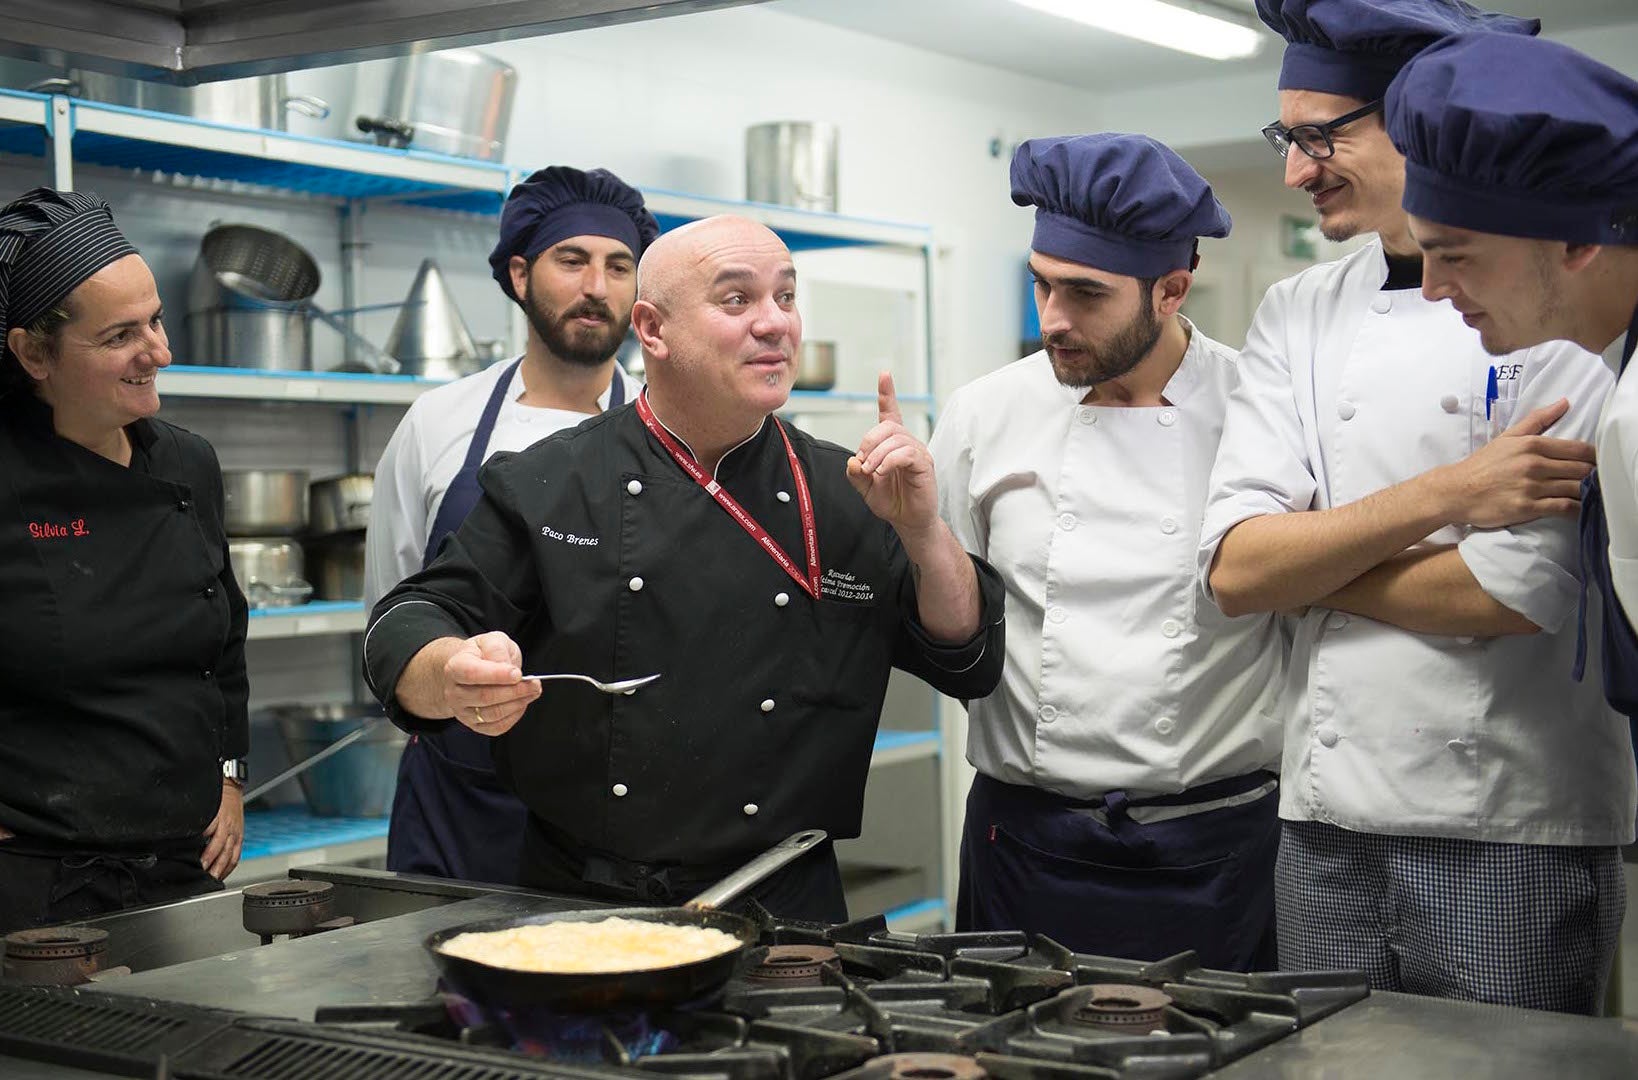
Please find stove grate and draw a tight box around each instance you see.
[168,1018,636,1080]
[0,985,235,1073]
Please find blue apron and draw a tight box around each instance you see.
[1574,304,1638,769]
[956,770,1280,971]
[386,361,625,883]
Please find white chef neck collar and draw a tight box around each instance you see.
[1063,314,1202,408]
[506,359,622,413]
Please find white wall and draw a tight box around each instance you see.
[371,6,1107,395]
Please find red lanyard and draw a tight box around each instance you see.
[635,392,822,600]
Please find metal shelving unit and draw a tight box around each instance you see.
[158,365,934,414]
[3,86,948,925]
[246,600,368,641]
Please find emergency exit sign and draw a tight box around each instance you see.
[1281,215,1319,261]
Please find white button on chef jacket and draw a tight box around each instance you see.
[774,592,790,607]
[928,319,1284,799]
[742,803,759,816]
[612,783,628,797]
[1199,239,1634,846]
[628,576,644,592]
[626,479,643,496]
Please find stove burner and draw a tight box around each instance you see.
[2,926,108,986]
[869,1053,988,1080]
[440,984,677,1062]
[743,944,839,987]
[1072,984,1172,1031]
[242,879,351,940]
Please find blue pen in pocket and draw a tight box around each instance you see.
[1485,366,1501,441]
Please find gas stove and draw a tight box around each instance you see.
[0,867,1375,1080]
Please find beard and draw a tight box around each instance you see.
[1045,299,1164,390]
[522,275,630,368]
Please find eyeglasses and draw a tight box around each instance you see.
[1262,100,1384,160]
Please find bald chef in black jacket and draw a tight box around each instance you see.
[365,215,1004,920]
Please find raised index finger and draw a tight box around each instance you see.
[877,371,903,426]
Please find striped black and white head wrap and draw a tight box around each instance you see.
[0,188,138,370]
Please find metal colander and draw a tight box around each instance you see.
[197,223,320,305]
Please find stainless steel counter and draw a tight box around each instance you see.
[82,891,580,1021]
[1210,991,1638,1079]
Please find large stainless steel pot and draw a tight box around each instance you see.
[793,341,837,391]
[261,703,406,817]
[308,474,373,536]
[353,49,516,161]
[185,224,321,370]
[222,469,309,536]
[67,71,328,131]
[304,533,365,601]
[3,58,328,132]
[227,538,313,608]
[746,122,839,213]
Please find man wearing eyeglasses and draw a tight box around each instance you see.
[1200,0,1630,1014]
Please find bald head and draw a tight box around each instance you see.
[638,215,789,314]
[629,214,802,429]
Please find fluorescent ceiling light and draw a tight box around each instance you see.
[1009,0,1265,61]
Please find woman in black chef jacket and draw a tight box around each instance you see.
[0,189,250,933]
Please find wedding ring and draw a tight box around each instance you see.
[472,706,486,725]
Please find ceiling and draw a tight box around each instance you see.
[769,0,1638,91]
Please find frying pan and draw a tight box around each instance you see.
[424,828,827,1011]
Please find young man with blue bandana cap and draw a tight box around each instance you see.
[1384,34,1638,745]
[365,165,655,884]
[930,133,1285,969]
[1201,0,1634,1012]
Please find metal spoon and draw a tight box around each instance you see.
[521,672,662,695]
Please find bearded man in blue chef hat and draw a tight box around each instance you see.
[1385,33,1638,764]
[1200,0,1635,1013]
[931,133,1285,971]
[365,166,654,885]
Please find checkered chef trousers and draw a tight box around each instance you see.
[1275,820,1626,1015]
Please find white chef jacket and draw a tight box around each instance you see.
[364,357,643,608]
[932,319,1283,800]
[1595,329,1638,623]
[1199,240,1636,847]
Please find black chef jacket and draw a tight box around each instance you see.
[0,391,249,848]
[365,405,1005,867]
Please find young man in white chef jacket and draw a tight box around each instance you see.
[364,166,651,885]
[1200,0,1635,1013]
[1384,33,1638,736]
[931,133,1285,971]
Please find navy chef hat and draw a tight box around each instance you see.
[0,188,137,370]
[488,166,659,301]
[1386,33,1638,246]
[1011,133,1231,279]
[1255,0,1538,101]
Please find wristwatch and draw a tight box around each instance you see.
[221,758,248,787]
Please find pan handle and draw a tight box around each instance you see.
[684,828,828,911]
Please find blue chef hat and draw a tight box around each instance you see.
[1386,33,1638,246]
[1011,134,1231,279]
[488,166,659,301]
[1255,0,1539,101]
